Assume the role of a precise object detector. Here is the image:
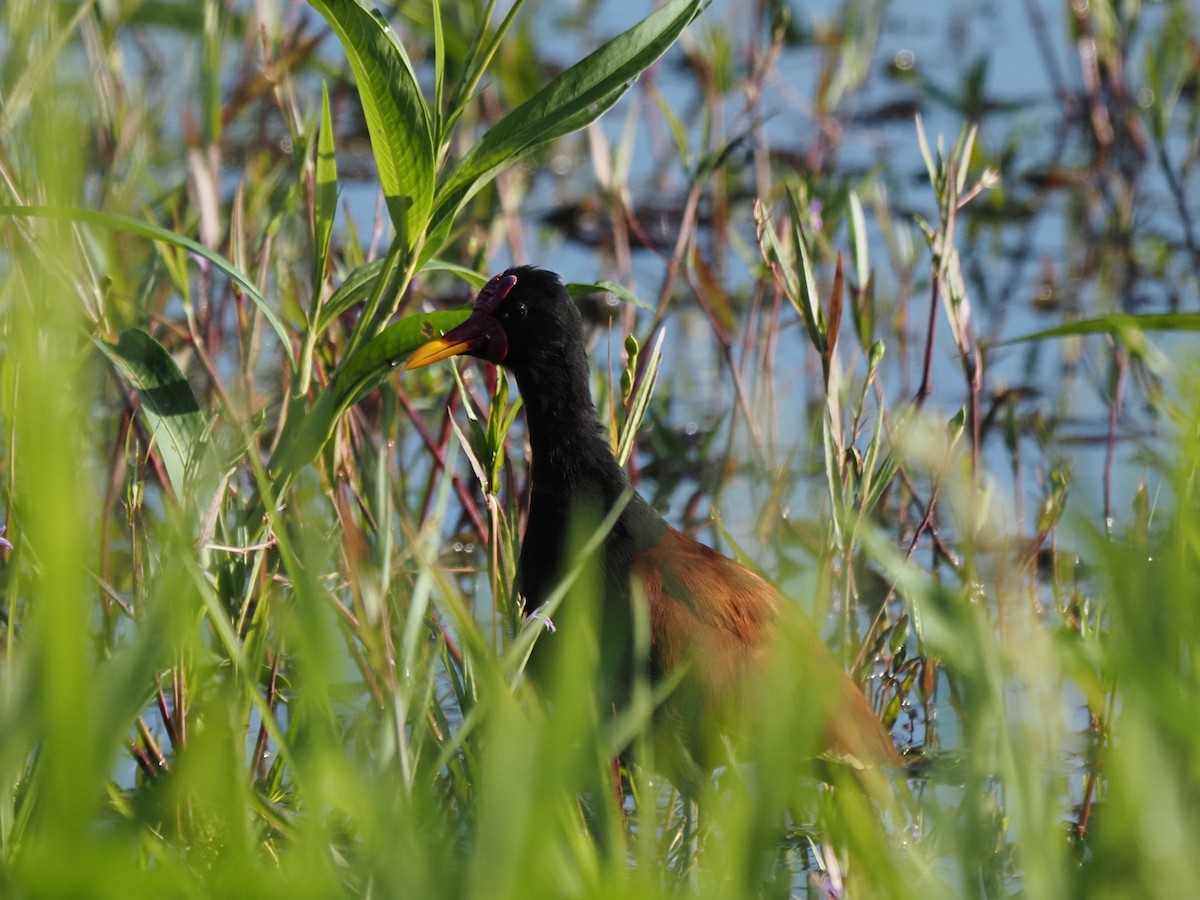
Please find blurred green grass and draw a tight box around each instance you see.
[2,0,1199,896]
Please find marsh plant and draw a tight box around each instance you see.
[1,0,1198,896]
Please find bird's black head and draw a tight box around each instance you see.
[405,266,585,379]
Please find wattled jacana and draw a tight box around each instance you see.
[405,267,899,775]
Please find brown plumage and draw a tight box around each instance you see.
[633,527,776,703]
[405,266,900,778]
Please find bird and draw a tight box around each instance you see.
[404,266,900,781]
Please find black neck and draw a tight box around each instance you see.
[514,349,627,498]
[510,341,667,611]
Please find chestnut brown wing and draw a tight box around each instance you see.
[630,526,777,704]
[631,526,899,767]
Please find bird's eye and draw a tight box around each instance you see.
[507,302,528,322]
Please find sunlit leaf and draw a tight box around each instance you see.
[308,0,435,253]
[269,307,472,482]
[425,0,704,259]
[336,307,472,408]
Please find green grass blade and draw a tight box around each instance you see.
[1000,311,1200,344]
[785,187,827,353]
[0,204,292,366]
[431,0,445,142]
[617,328,664,466]
[0,0,96,136]
[445,0,526,143]
[316,258,385,334]
[421,258,490,288]
[312,81,339,319]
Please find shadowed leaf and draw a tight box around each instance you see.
[98,328,207,495]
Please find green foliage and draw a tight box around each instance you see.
[307,0,435,255]
[97,329,207,495]
[0,0,1198,896]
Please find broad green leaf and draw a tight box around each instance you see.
[313,256,481,346]
[0,204,293,366]
[335,307,472,408]
[308,0,435,253]
[97,329,207,495]
[426,0,704,257]
[270,308,471,481]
